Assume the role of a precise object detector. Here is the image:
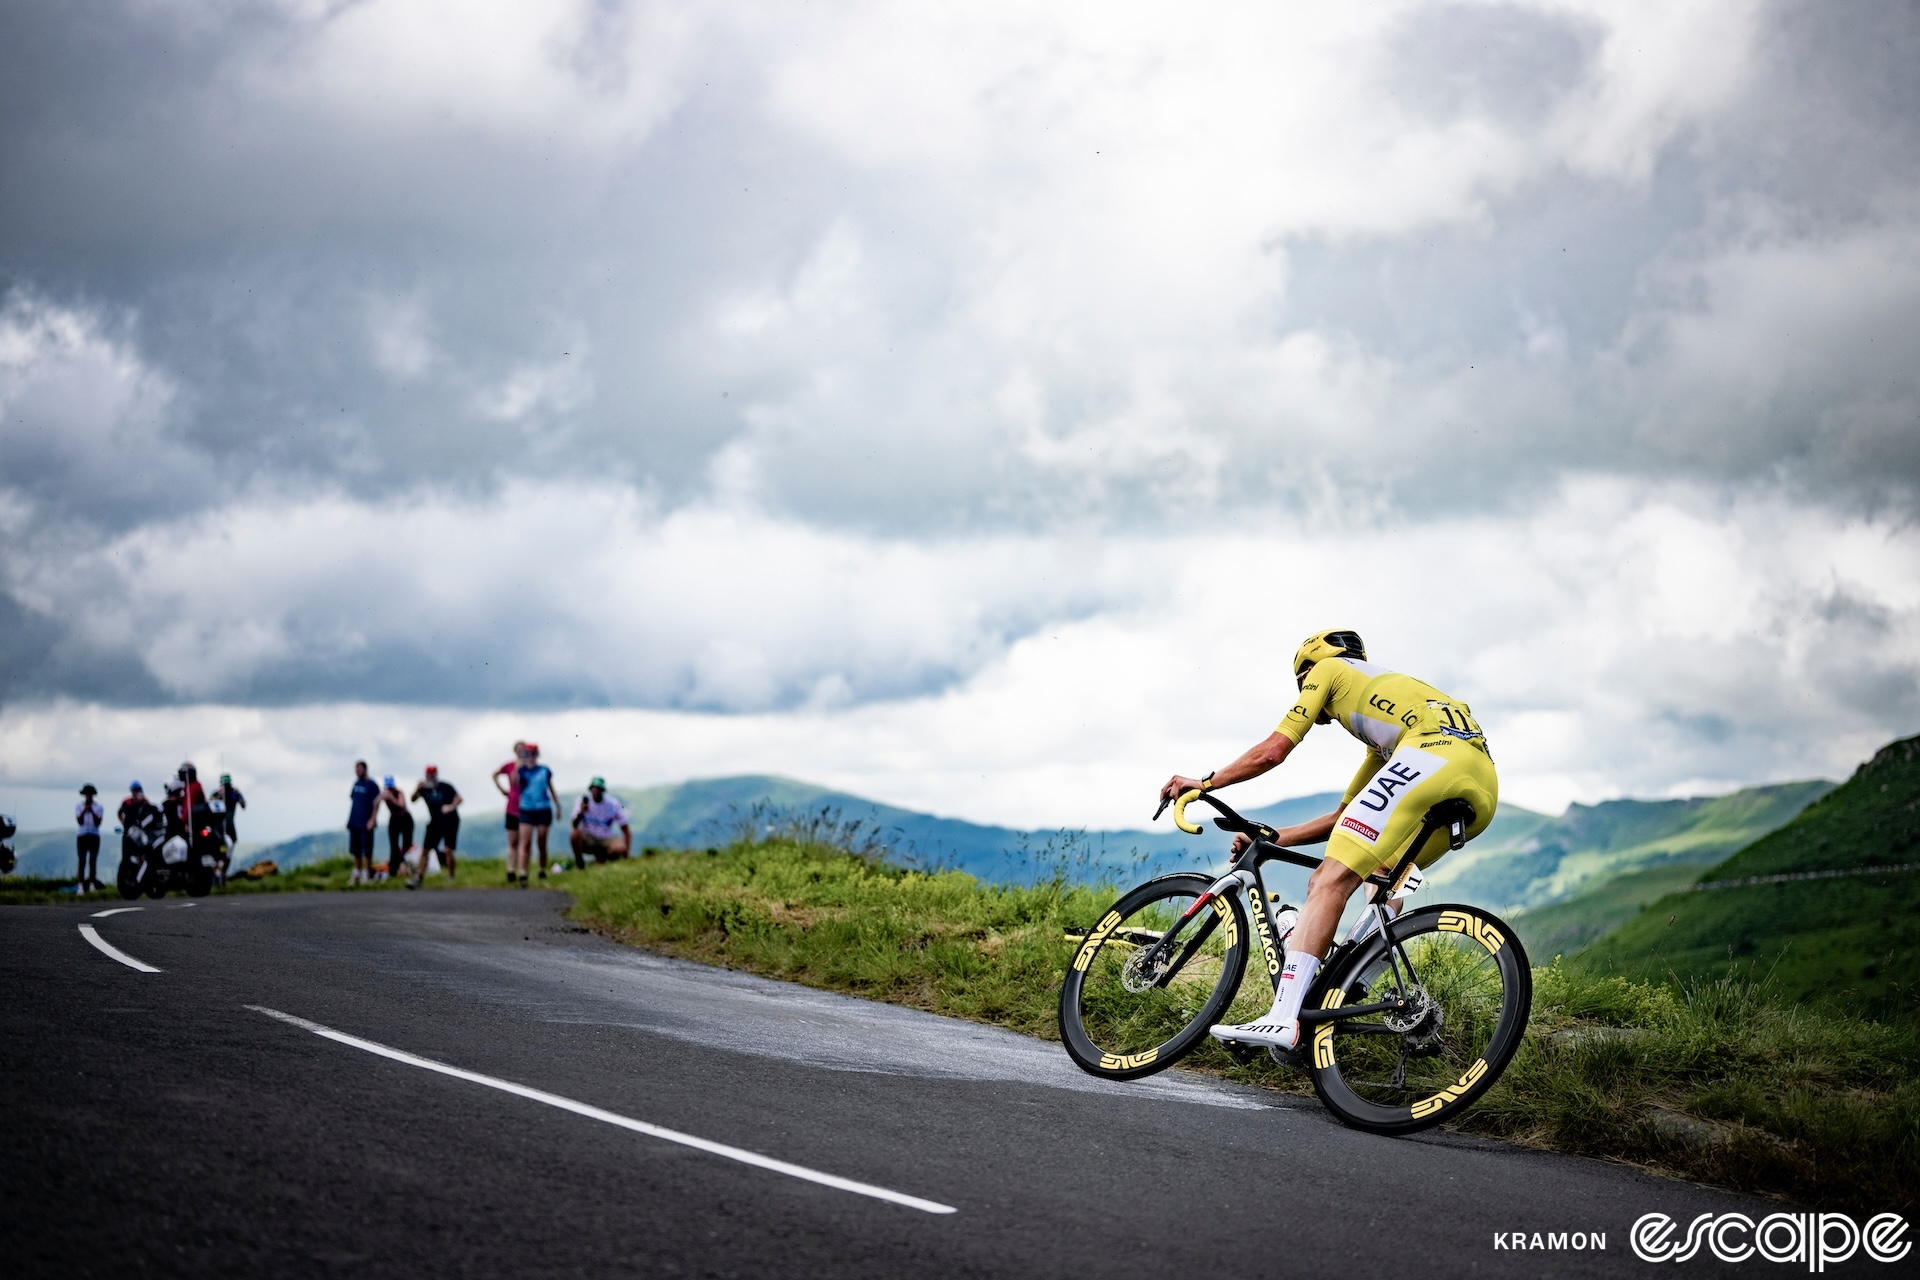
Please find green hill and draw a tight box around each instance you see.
[1420,781,1832,917]
[1584,733,1920,1020]
[234,776,1346,890]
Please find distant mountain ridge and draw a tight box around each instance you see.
[8,774,1829,918]
[1419,781,1835,915]
[1583,733,1920,1019]
[229,776,1346,891]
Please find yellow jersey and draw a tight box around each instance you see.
[1278,656,1497,874]
[1279,655,1488,767]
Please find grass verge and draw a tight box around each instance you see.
[567,835,1918,1213]
[0,855,510,904]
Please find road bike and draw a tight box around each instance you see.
[1057,788,1530,1134]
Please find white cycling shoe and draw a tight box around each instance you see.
[1208,1014,1300,1050]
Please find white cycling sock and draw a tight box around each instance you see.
[1270,949,1320,1023]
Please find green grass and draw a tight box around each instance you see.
[1581,873,1920,1021]
[1511,862,1710,959]
[0,876,128,906]
[1583,733,1920,1022]
[0,856,510,903]
[567,838,1110,1035]
[567,835,1918,1211]
[218,855,511,893]
[1421,780,1833,913]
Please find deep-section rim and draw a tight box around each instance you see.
[1058,872,1250,1081]
[1306,903,1531,1135]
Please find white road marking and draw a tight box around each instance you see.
[77,925,162,973]
[91,907,144,918]
[246,1005,958,1215]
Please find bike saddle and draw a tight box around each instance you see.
[1423,798,1476,851]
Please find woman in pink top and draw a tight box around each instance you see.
[492,741,529,883]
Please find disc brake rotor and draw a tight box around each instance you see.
[1381,985,1443,1039]
[1120,944,1170,993]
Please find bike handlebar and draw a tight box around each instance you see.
[1167,787,1274,840]
[1170,788,1205,834]
[1159,784,1368,879]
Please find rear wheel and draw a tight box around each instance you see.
[187,861,215,897]
[1059,873,1249,1080]
[1306,905,1530,1135]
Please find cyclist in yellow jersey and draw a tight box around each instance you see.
[1157,629,1498,1052]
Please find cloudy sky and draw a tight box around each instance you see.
[3,0,1917,839]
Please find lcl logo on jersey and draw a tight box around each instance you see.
[1630,1211,1909,1268]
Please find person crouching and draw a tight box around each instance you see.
[569,778,631,868]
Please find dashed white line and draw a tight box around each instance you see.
[91,907,144,918]
[77,925,162,973]
[246,1005,957,1215]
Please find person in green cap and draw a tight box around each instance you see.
[569,777,631,867]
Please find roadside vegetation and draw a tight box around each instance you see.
[215,855,510,893]
[1584,734,1920,1021]
[0,855,509,904]
[0,876,125,906]
[567,825,1918,1212]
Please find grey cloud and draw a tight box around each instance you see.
[0,593,165,705]
[2,1,1918,711]
[4,0,1917,536]
[1386,3,1603,126]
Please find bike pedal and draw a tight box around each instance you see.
[1219,1040,1262,1065]
[1267,1045,1304,1070]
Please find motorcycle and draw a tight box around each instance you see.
[117,799,221,899]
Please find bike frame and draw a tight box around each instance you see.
[1147,789,1473,1028]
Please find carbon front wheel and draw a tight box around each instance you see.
[1306,904,1530,1135]
[1059,873,1250,1080]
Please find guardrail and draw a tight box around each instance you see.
[1690,861,1920,892]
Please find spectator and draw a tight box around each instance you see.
[347,761,380,885]
[514,743,560,885]
[213,772,245,887]
[410,765,462,888]
[76,784,104,892]
[492,740,529,884]
[570,778,632,867]
[217,771,246,843]
[379,775,415,883]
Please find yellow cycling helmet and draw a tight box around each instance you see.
[1293,629,1366,685]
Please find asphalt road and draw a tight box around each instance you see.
[4,889,1771,1278]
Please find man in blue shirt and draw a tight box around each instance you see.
[347,761,381,886]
